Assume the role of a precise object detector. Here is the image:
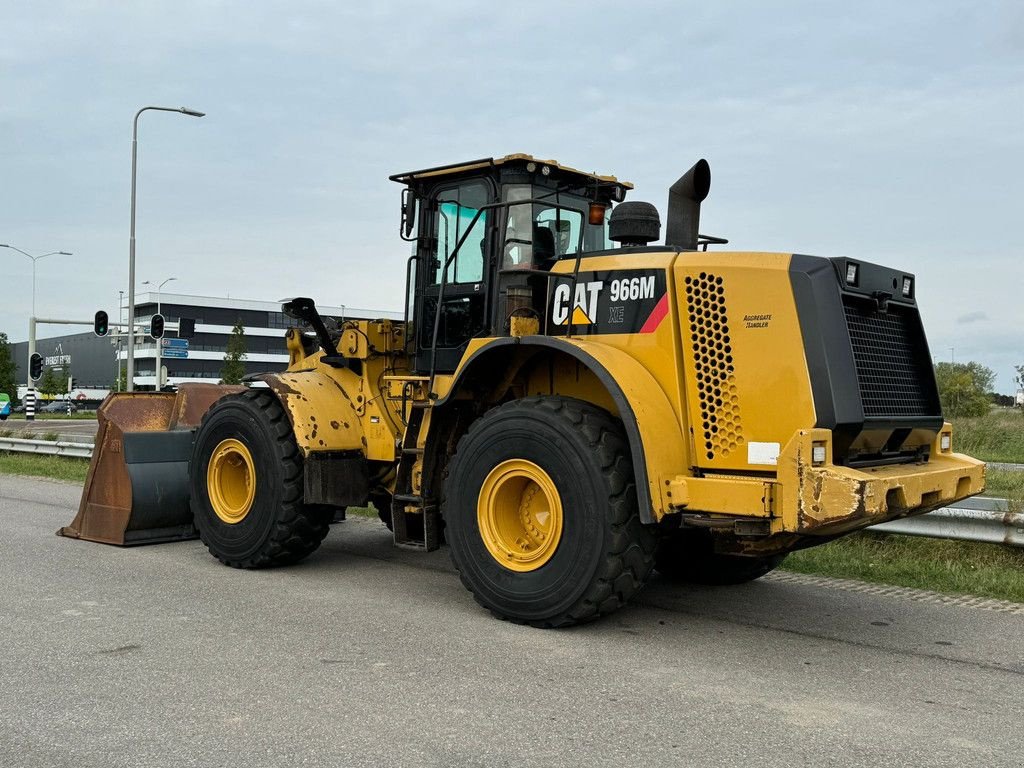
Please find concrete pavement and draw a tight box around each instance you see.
[1,473,1021,767]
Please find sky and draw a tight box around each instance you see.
[2,1,1022,390]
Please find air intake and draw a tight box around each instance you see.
[609,201,660,246]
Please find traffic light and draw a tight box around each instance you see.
[93,310,109,337]
[29,353,42,381]
[71,378,78,389]
[178,317,195,338]
[150,313,165,340]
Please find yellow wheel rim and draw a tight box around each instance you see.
[477,459,563,572]
[207,438,256,524]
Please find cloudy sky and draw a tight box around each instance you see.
[2,1,1022,390]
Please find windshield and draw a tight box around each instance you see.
[501,184,609,269]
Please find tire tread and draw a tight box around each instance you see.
[194,389,330,569]
[447,396,657,628]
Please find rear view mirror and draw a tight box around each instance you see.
[400,187,417,240]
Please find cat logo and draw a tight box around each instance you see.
[551,280,603,326]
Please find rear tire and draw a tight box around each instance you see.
[444,396,656,627]
[655,529,786,585]
[190,389,332,568]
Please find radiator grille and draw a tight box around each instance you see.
[684,272,744,460]
[843,298,938,418]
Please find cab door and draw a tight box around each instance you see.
[413,179,494,373]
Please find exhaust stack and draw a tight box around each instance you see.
[665,159,711,251]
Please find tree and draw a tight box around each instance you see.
[934,361,993,418]
[220,319,247,384]
[0,332,16,404]
[37,366,68,396]
[1015,364,1024,393]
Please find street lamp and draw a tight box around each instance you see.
[126,105,205,392]
[143,276,176,389]
[1,243,73,400]
[0,244,73,319]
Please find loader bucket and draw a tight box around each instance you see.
[59,383,244,546]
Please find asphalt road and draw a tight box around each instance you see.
[1,474,1022,767]
[2,419,98,443]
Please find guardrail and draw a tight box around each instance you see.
[0,436,94,459]
[1,437,1020,547]
[872,496,1023,547]
[989,462,1024,472]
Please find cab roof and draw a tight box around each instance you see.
[388,153,633,190]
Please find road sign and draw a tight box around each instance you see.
[161,338,189,349]
[161,348,188,359]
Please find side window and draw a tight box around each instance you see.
[535,206,583,257]
[432,181,489,285]
[502,184,586,269]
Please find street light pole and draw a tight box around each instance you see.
[0,244,73,400]
[143,276,176,389]
[126,105,205,392]
[117,289,125,391]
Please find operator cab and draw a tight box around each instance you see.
[391,154,631,373]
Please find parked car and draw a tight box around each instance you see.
[39,400,78,414]
[0,394,10,421]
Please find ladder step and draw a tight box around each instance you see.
[393,493,423,503]
[401,447,424,456]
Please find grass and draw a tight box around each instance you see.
[782,531,1024,603]
[953,408,1024,463]
[0,452,91,483]
[985,468,1024,506]
[346,506,376,518]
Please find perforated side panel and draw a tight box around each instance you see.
[684,272,744,460]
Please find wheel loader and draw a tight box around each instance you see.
[63,153,985,627]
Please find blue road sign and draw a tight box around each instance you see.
[161,338,189,349]
[161,348,189,359]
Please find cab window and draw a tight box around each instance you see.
[433,182,489,285]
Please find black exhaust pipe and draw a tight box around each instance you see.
[665,159,711,251]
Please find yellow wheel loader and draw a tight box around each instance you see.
[63,154,985,627]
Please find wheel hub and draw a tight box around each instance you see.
[477,459,563,572]
[207,438,256,524]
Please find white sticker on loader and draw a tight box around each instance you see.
[747,441,781,466]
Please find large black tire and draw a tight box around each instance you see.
[655,529,786,585]
[444,396,657,628]
[189,389,332,568]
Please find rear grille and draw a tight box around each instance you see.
[842,298,938,419]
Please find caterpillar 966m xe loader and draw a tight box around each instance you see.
[63,154,984,627]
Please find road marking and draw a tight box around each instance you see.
[768,571,1024,615]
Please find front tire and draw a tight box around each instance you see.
[444,396,656,627]
[190,389,332,568]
